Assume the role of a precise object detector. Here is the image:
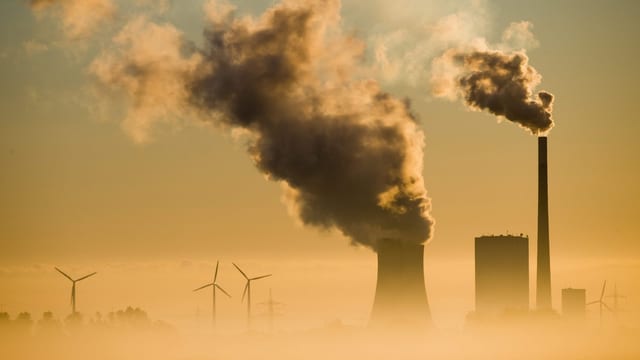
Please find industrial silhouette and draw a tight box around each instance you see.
[606,283,626,318]
[232,263,271,330]
[536,136,552,311]
[193,260,231,328]
[369,239,430,328]
[54,267,97,314]
[259,288,284,333]
[474,235,529,317]
[587,281,611,327]
[465,138,559,324]
[561,288,586,318]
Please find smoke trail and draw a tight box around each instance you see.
[90,0,433,250]
[432,47,554,134]
[90,16,203,142]
[29,0,116,39]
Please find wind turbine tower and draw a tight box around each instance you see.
[233,263,271,330]
[193,260,231,328]
[587,280,611,327]
[54,267,97,314]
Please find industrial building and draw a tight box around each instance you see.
[537,136,552,311]
[562,288,586,318]
[369,239,430,328]
[475,235,529,317]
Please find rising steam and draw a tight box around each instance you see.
[432,47,554,134]
[90,0,434,250]
[29,0,116,39]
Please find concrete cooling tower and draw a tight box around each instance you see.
[369,239,430,328]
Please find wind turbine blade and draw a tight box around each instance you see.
[233,263,249,280]
[241,283,249,303]
[600,280,607,301]
[55,267,74,282]
[214,261,219,283]
[250,274,272,281]
[76,272,97,282]
[215,284,231,298]
[193,283,214,292]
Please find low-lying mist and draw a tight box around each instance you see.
[1,310,639,360]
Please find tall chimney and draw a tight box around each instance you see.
[536,136,552,310]
[369,239,431,328]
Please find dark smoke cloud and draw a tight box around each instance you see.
[91,0,433,250]
[432,48,554,134]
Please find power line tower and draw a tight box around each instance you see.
[606,283,626,321]
[259,288,284,333]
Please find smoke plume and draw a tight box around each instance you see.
[432,48,554,134]
[29,0,116,39]
[90,0,433,250]
[90,16,203,142]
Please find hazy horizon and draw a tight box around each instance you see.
[1,0,639,358]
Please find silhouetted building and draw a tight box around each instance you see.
[537,136,552,310]
[475,235,529,316]
[562,288,586,318]
[370,239,430,328]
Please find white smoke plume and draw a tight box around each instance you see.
[29,0,117,39]
[90,0,434,250]
[369,2,490,86]
[501,21,540,50]
[90,17,203,142]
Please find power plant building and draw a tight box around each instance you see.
[475,235,529,316]
[561,288,586,318]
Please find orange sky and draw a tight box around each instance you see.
[0,0,639,330]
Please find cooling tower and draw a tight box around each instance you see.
[536,136,552,310]
[369,239,431,328]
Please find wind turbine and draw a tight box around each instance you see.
[193,261,231,328]
[587,280,612,327]
[54,267,97,314]
[232,263,271,329]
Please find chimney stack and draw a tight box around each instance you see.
[536,136,552,310]
[369,239,431,328]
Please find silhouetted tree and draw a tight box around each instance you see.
[14,312,33,335]
[64,311,84,329]
[16,312,32,322]
[36,311,62,337]
[42,311,54,321]
[0,312,10,332]
[109,306,151,328]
